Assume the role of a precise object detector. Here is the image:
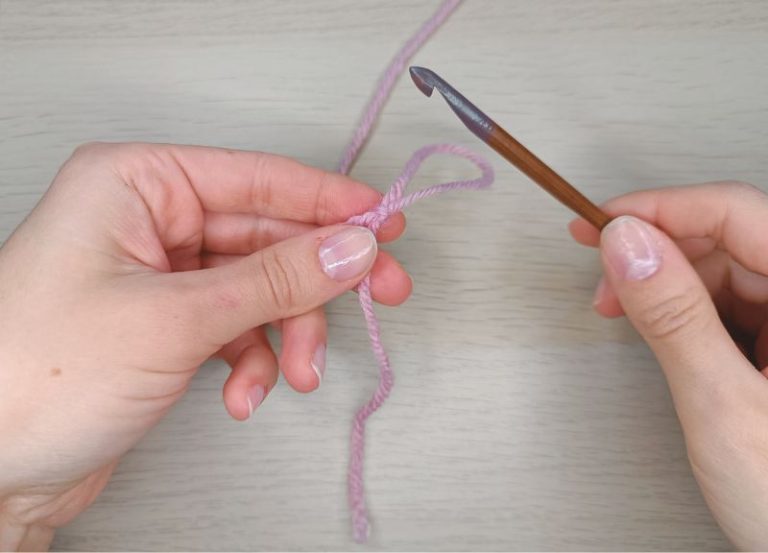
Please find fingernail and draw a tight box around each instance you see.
[592,276,608,307]
[319,226,377,281]
[601,216,661,281]
[246,385,266,417]
[311,344,326,386]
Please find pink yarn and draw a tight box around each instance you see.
[337,0,463,175]
[336,0,494,542]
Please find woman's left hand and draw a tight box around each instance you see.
[0,142,412,550]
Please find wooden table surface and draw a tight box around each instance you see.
[3,1,767,550]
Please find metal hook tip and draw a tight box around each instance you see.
[409,66,435,97]
[408,66,494,140]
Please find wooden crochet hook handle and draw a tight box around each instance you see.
[486,125,611,230]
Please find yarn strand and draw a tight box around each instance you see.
[336,0,494,543]
[345,146,492,543]
[337,0,462,175]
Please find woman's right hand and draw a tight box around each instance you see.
[570,181,768,550]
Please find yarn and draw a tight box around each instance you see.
[336,0,494,543]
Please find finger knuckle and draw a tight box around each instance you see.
[71,141,133,166]
[718,180,762,199]
[65,142,113,171]
[637,288,709,341]
[71,141,107,158]
[71,142,156,165]
[249,154,273,208]
[312,171,333,222]
[54,143,117,190]
[257,249,298,312]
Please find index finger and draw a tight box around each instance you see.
[569,181,768,276]
[128,143,404,228]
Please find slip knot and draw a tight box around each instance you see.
[346,203,393,235]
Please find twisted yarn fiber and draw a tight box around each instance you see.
[336,0,494,543]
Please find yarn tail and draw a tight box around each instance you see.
[348,279,394,544]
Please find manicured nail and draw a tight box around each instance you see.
[246,384,266,417]
[319,226,377,281]
[311,344,326,385]
[592,276,608,307]
[601,216,661,281]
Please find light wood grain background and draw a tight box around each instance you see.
[2,0,768,550]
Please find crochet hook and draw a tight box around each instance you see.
[409,66,612,230]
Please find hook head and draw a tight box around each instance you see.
[408,66,495,140]
[409,66,436,97]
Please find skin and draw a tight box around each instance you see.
[1,146,767,549]
[0,143,412,550]
[570,181,768,550]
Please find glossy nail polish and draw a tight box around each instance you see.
[246,384,266,417]
[319,227,377,281]
[601,216,661,281]
[311,344,327,385]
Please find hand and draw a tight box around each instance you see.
[0,142,412,550]
[570,181,768,550]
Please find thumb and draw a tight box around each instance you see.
[599,215,759,420]
[179,224,377,344]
